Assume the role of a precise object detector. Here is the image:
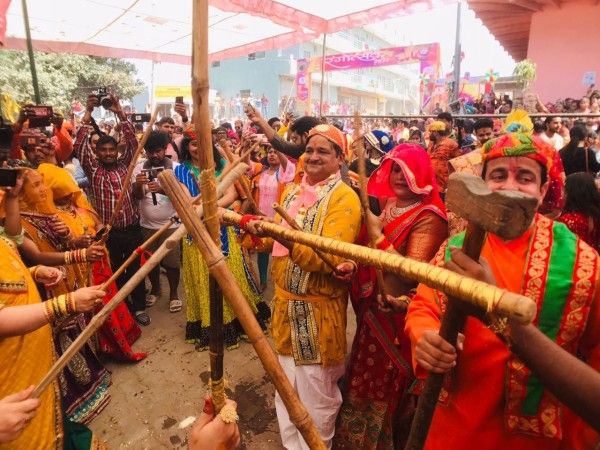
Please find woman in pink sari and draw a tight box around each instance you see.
[335,144,448,449]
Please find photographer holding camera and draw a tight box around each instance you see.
[132,131,182,313]
[74,91,150,326]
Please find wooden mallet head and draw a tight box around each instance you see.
[446,173,538,240]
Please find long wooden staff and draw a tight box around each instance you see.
[106,107,158,230]
[353,111,390,302]
[32,216,175,398]
[159,170,326,450]
[220,139,262,215]
[272,203,340,273]
[31,164,248,399]
[220,210,536,323]
[216,142,258,183]
[192,0,226,412]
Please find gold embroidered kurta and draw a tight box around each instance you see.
[271,180,361,367]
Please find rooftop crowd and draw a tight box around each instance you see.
[0,84,600,450]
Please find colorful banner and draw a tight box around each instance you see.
[153,85,191,99]
[308,43,440,75]
[295,58,310,102]
[297,43,440,110]
[0,0,10,46]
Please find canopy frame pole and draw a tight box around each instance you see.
[318,33,327,117]
[21,0,40,104]
[451,0,463,103]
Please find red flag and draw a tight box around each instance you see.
[0,0,11,47]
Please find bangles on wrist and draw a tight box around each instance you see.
[44,292,77,325]
[64,249,88,264]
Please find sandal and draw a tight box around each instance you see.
[134,311,151,326]
[169,298,183,313]
[145,294,158,307]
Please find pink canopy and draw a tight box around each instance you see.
[0,0,454,63]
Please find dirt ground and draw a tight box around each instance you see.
[91,274,356,449]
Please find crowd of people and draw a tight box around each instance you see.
[0,85,600,450]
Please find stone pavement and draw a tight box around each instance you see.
[89,275,356,449]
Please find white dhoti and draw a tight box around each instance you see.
[274,354,346,450]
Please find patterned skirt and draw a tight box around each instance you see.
[334,308,414,450]
[182,226,270,349]
[55,313,111,425]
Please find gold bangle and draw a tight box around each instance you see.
[31,265,41,282]
[44,301,55,325]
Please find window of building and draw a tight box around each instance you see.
[303,50,311,59]
[248,51,266,60]
[211,61,220,68]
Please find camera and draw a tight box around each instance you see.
[142,167,164,205]
[21,105,53,127]
[93,87,113,110]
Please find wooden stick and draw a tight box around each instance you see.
[216,142,257,183]
[159,171,326,450]
[272,203,340,274]
[100,218,175,291]
[192,0,225,412]
[220,139,262,215]
[221,210,537,324]
[107,107,158,229]
[353,111,390,303]
[31,164,247,399]
[32,215,174,398]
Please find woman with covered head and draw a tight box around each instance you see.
[335,144,448,450]
[36,163,146,362]
[18,168,111,424]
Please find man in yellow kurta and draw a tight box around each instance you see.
[250,124,361,449]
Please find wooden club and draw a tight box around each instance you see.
[404,172,539,450]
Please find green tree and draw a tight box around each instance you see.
[513,59,537,89]
[0,50,146,114]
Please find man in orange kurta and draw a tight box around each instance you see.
[405,133,600,450]
[426,121,460,193]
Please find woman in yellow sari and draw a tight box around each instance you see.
[0,176,106,449]
[37,163,146,362]
[18,169,111,424]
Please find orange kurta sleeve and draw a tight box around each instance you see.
[53,122,74,162]
[404,242,447,378]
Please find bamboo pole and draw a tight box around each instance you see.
[192,0,225,411]
[220,210,536,324]
[159,170,326,450]
[220,139,262,214]
[353,112,390,304]
[107,107,158,230]
[272,203,340,273]
[32,215,176,398]
[31,164,248,399]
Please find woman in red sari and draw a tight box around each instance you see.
[558,172,600,252]
[334,144,448,450]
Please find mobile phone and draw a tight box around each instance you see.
[92,226,108,242]
[0,168,18,187]
[20,133,40,148]
[175,96,184,104]
[129,113,151,123]
[368,195,381,216]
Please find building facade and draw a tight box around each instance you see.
[208,27,420,120]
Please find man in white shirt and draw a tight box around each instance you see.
[541,116,565,150]
[133,131,182,313]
